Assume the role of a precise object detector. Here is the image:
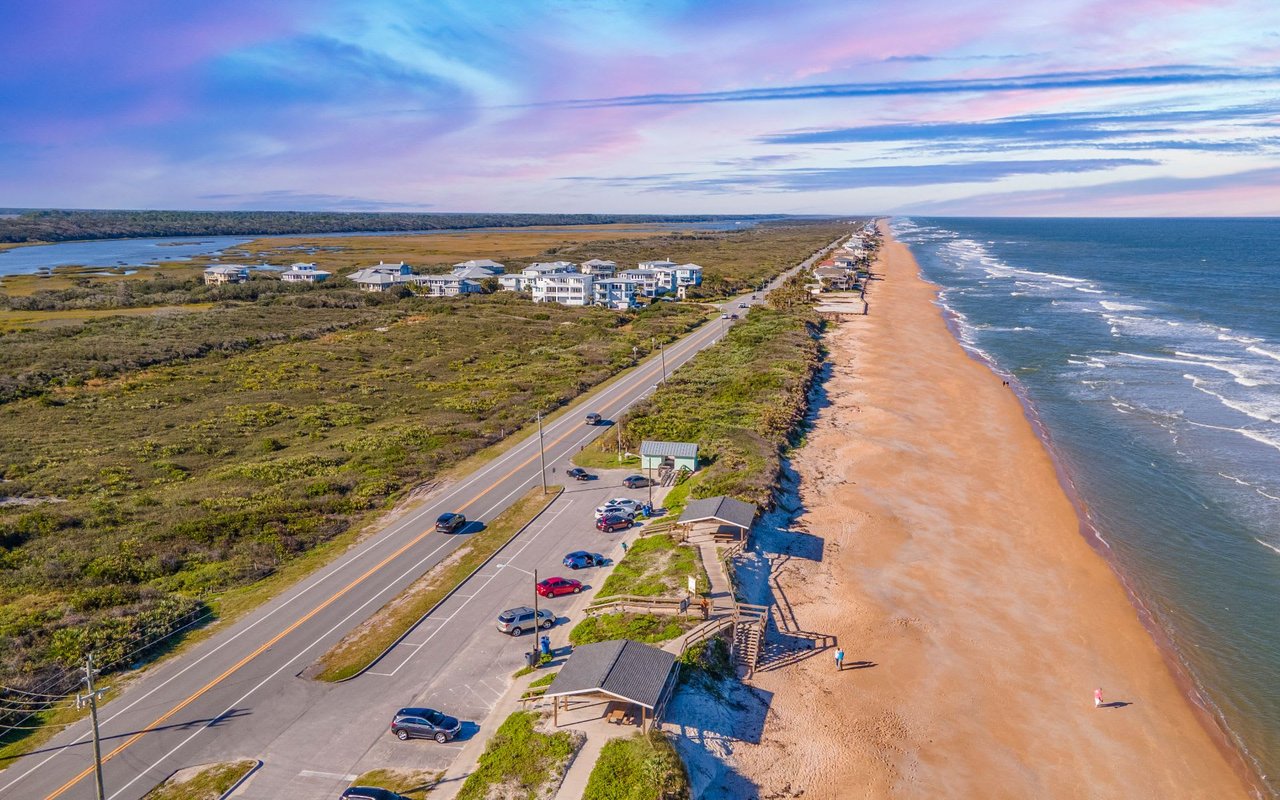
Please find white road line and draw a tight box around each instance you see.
[298,770,358,781]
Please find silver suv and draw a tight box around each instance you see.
[496,606,555,636]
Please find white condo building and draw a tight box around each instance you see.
[531,273,593,306]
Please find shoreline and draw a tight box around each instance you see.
[720,225,1250,798]
[926,235,1269,798]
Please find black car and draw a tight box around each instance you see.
[435,512,466,533]
[566,467,592,481]
[622,474,651,489]
[390,707,462,743]
[341,788,407,800]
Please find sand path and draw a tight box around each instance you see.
[727,228,1250,798]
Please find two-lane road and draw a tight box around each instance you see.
[0,239,842,800]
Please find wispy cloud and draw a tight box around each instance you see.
[195,190,429,211]
[571,158,1159,193]
[536,66,1280,109]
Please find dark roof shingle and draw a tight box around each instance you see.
[679,496,757,530]
[545,639,677,708]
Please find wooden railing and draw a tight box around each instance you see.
[584,594,690,616]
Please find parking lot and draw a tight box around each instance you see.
[234,464,672,797]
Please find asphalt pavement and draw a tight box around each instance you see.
[0,239,840,800]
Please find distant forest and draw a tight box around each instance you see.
[0,209,776,243]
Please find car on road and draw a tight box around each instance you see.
[622,474,651,489]
[342,788,408,800]
[435,512,466,533]
[563,551,607,569]
[730,314,738,319]
[596,514,634,532]
[536,576,583,597]
[566,467,592,481]
[389,707,462,743]
[585,412,602,425]
[497,606,556,636]
[720,313,730,319]
[738,302,749,308]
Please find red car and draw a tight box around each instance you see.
[596,514,633,532]
[536,577,582,597]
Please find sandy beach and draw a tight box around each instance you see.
[721,228,1251,798]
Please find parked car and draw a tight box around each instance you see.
[389,707,462,743]
[566,467,592,481]
[622,474,651,489]
[435,512,466,533]
[720,313,730,319]
[596,514,634,532]
[594,504,635,520]
[496,606,555,636]
[605,498,641,513]
[730,314,738,319]
[536,576,583,597]
[585,412,602,425]
[342,788,407,800]
[563,551,607,569]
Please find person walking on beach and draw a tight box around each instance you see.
[835,647,845,671]
[1094,687,1104,708]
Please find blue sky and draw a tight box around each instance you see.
[2,0,1279,215]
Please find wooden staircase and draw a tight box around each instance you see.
[733,603,769,677]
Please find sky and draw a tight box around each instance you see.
[2,0,1279,216]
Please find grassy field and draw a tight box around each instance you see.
[582,731,690,800]
[594,532,708,598]
[0,295,702,698]
[568,613,692,646]
[314,486,562,682]
[589,303,825,509]
[350,768,439,799]
[142,759,257,800]
[456,711,579,800]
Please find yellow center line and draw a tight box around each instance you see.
[42,325,712,799]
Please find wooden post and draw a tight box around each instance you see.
[553,695,558,726]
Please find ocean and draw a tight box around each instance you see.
[893,217,1280,796]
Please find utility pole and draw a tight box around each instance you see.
[659,340,667,384]
[533,567,540,649]
[616,423,622,464]
[536,411,547,494]
[78,654,106,800]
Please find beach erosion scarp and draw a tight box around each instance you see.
[717,227,1252,798]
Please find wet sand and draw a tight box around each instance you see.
[730,228,1250,798]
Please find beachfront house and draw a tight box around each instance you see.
[279,262,332,283]
[621,268,662,297]
[580,259,617,277]
[346,261,414,293]
[203,265,250,286]
[499,261,577,294]
[531,273,593,306]
[592,278,641,309]
[814,266,855,291]
[409,274,485,297]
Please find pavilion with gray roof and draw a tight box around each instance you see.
[544,639,679,732]
[678,495,757,543]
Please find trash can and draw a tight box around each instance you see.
[524,650,538,668]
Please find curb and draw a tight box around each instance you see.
[218,760,263,799]
[333,487,565,682]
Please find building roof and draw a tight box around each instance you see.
[451,265,501,280]
[640,440,698,459]
[524,261,577,273]
[347,269,406,284]
[679,496,757,530]
[453,259,504,270]
[204,264,249,275]
[639,259,678,269]
[581,259,617,267]
[544,639,677,709]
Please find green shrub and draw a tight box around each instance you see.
[569,613,690,646]
[456,711,578,800]
[583,731,690,800]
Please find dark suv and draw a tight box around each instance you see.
[390,707,462,743]
[435,512,466,533]
[341,788,407,800]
